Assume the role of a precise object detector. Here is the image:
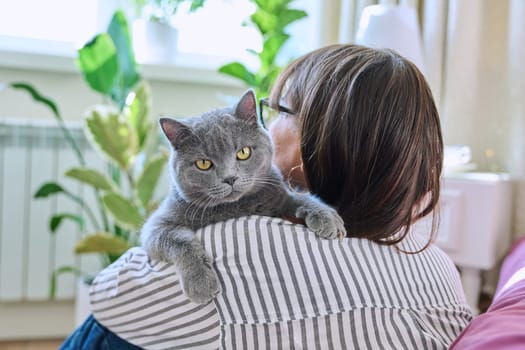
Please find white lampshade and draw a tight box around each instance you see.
[355,4,425,73]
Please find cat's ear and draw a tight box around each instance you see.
[159,117,192,149]
[234,89,258,125]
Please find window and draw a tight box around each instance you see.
[0,0,99,46]
[0,0,319,70]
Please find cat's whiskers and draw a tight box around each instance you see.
[183,193,210,224]
[198,196,218,226]
[195,195,221,226]
[208,183,232,198]
[252,175,283,190]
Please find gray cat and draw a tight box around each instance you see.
[141,90,345,304]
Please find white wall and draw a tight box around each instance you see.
[0,56,245,122]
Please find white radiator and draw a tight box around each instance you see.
[0,119,103,302]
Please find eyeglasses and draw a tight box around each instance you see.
[258,98,295,129]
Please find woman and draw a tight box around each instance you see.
[61,44,473,349]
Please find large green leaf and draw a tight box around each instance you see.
[125,81,152,148]
[135,155,167,207]
[107,10,140,109]
[65,167,115,191]
[102,192,143,230]
[218,62,256,87]
[74,232,130,255]
[50,213,85,233]
[77,33,118,95]
[85,107,139,169]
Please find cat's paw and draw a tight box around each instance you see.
[297,206,346,240]
[181,257,220,304]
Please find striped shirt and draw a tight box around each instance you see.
[90,216,473,349]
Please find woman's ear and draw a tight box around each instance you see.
[234,89,258,125]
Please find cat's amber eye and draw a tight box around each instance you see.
[236,146,251,160]
[195,159,213,170]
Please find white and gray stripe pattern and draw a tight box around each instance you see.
[90,250,220,350]
[90,216,472,349]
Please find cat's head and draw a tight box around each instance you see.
[160,89,274,205]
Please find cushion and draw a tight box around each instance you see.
[449,237,525,349]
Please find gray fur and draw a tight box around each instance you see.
[141,90,345,304]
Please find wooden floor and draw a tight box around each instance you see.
[0,340,64,350]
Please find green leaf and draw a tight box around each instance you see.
[125,81,152,149]
[50,213,85,233]
[77,33,118,95]
[107,10,140,109]
[253,0,284,13]
[189,0,206,11]
[218,0,307,96]
[34,182,65,198]
[146,200,161,216]
[102,192,143,230]
[49,265,84,299]
[8,82,86,165]
[85,107,139,169]
[9,82,60,119]
[136,155,167,207]
[260,32,289,67]
[250,9,277,35]
[277,9,308,29]
[34,181,90,209]
[218,62,257,87]
[74,232,131,255]
[65,167,114,191]
[258,66,282,97]
[34,182,101,229]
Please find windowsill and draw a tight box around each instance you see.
[0,35,243,87]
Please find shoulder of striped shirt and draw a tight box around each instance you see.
[94,215,446,275]
[89,215,469,348]
[89,214,456,306]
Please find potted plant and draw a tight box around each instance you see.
[129,0,206,63]
[218,0,307,98]
[13,10,168,323]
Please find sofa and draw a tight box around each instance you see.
[450,236,525,349]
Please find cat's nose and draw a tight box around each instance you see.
[223,176,238,186]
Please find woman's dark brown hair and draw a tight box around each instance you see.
[270,44,443,246]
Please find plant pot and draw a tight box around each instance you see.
[132,19,179,64]
[75,278,92,327]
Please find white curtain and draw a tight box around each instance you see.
[322,0,451,122]
[508,0,525,238]
[317,0,524,238]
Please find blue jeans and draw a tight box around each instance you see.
[60,315,143,350]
